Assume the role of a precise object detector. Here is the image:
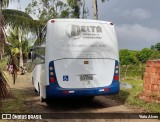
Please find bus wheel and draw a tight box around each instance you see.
[85,96,94,101]
[38,83,40,95]
[34,89,37,93]
[32,77,34,85]
[40,96,46,102]
[32,78,37,92]
[38,83,47,102]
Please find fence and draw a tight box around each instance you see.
[120,64,145,80]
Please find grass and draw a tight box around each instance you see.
[109,76,160,113]
[1,89,31,113]
[0,58,8,70]
[0,72,33,113]
[1,67,160,113]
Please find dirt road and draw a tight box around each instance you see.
[2,72,159,122]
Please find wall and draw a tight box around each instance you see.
[139,60,160,103]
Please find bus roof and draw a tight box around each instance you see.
[48,19,113,25]
[45,19,119,60]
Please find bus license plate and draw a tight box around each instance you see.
[80,74,93,81]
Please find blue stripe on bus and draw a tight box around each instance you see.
[47,60,120,98]
[46,80,119,98]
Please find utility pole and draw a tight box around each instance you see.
[92,0,98,20]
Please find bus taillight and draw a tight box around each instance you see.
[50,77,56,83]
[63,91,69,94]
[113,60,119,81]
[104,88,110,92]
[49,61,58,84]
[63,90,75,94]
[51,20,55,23]
[114,75,119,80]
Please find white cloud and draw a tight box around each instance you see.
[115,24,160,49]
[123,8,152,20]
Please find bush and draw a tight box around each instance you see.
[0,58,8,70]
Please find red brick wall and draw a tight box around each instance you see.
[139,60,160,103]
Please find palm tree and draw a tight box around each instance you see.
[6,26,31,67]
[2,9,44,86]
[3,9,45,66]
[0,1,44,103]
[0,0,12,106]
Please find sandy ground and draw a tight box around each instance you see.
[1,72,159,122]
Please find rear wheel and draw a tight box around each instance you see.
[34,89,37,92]
[38,83,47,102]
[38,83,40,95]
[40,96,46,102]
[85,96,94,101]
[32,77,37,92]
[78,96,94,101]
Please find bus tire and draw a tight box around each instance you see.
[38,83,40,95]
[86,96,94,101]
[40,96,46,102]
[32,77,34,85]
[32,77,37,92]
[34,89,37,92]
[38,83,47,102]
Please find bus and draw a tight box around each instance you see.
[29,19,120,102]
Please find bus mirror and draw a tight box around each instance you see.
[28,52,32,60]
[28,48,33,60]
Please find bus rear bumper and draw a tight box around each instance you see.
[46,81,119,98]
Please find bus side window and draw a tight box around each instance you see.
[28,48,35,61]
[34,47,45,64]
[31,26,47,64]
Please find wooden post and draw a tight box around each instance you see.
[92,0,98,20]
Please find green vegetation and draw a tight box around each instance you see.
[0,0,108,103]
[110,77,160,113]
[0,58,8,70]
[120,46,160,66]
[0,73,33,113]
[25,0,85,21]
[1,89,30,113]
[111,43,160,112]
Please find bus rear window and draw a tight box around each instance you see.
[48,22,118,52]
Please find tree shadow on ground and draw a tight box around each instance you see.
[2,86,130,113]
[106,90,130,105]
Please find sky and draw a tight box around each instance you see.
[8,0,160,50]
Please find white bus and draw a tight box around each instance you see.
[30,19,120,102]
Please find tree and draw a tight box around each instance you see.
[0,0,12,105]
[119,49,138,78]
[136,48,153,63]
[25,0,71,22]
[2,9,44,31]
[155,42,160,51]
[151,45,155,50]
[67,0,81,18]
[0,6,44,104]
[26,0,90,20]
[6,27,31,67]
[2,9,44,67]
[119,49,138,65]
[0,0,44,104]
[150,50,160,59]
